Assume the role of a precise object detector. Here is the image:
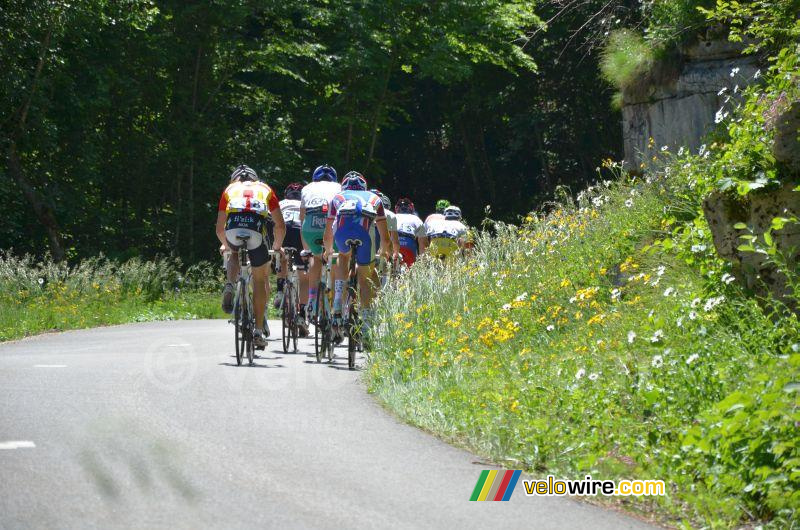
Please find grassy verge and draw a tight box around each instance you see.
[367,171,799,527]
[1,255,226,342]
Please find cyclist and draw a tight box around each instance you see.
[216,164,285,347]
[322,172,390,338]
[424,198,450,227]
[426,205,467,260]
[274,182,310,337]
[370,189,401,263]
[299,165,341,321]
[395,197,428,266]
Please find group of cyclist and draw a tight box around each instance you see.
[215,163,468,348]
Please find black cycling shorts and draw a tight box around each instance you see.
[284,223,305,267]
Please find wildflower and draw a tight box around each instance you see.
[650,329,664,343]
[625,199,633,208]
[754,69,761,79]
[588,373,599,381]
[502,303,512,311]
[627,331,636,344]
[611,288,621,302]
[660,145,668,152]
[38,278,45,285]
[575,368,586,380]
[685,353,699,365]
[663,287,675,297]
[698,144,707,156]
[651,355,663,368]
[691,243,707,253]
[514,292,528,302]
[676,316,684,328]
[690,298,701,308]
[704,296,725,312]
[721,273,735,285]
[730,66,740,77]
[714,108,725,124]
[656,265,666,277]
[689,311,698,320]
[560,278,570,288]
[717,87,728,96]
[546,324,555,332]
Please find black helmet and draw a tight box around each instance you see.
[230,164,258,182]
[284,182,303,201]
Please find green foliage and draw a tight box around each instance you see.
[0,253,223,341]
[600,29,655,91]
[368,167,800,526]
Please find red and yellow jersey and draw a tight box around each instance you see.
[218,180,280,218]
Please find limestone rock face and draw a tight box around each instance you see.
[703,184,800,304]
[772,101,800,174]
[622,39,759,168]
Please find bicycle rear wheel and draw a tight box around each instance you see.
[346,282,359,370]
[314,286,324,362]
[245,292,254,365]
[234,286,244,366]
[291,284,299,352]
[281,291,290,354]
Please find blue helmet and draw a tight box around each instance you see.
[312,164,337,182]
[342,171,367,191]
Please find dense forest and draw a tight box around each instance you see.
[1,0,635,262]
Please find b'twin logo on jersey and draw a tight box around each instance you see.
[469,470,521,501]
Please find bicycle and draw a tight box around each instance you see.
[313,252,337,363]
[277,247,305,354]
[228,233,273,366]
[340,240,362,370]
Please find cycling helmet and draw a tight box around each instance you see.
[284,182,303,201]
[370,189,391,211]
[342,171,367,191]
[435,199,451,213]
[395,197,416,214]
[312,164,337,182]
[230,164,258,182]
[443,205,462,221]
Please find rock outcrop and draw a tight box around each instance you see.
[622,38,759,168]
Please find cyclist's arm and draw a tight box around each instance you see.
[390,229,401,256]
[215,211,228,250]
[270,206,286,251]
[418,235,429,254]
[376,218,391,257]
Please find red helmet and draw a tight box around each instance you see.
[395,197,416,214]
[284,182,303,201]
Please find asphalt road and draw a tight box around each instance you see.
[0,320,654,529]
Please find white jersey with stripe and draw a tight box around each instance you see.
[426,218,467,239]
[301,181,342,212]
[279,199,301,226]
[396,213,426,238]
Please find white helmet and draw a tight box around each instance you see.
[443,205,462,221]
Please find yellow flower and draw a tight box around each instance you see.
[510,400,520,413]
[560,278,570,288]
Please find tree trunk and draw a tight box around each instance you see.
[187,44,202,260]
[457,116,481,208]
[7,144,65,261]
[365,57,394,172]
[533,120,552,193]
[8,26,65,260]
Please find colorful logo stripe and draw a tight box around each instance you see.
[470,470,521,501]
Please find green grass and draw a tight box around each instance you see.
[1,254,225,341]
[367,168,799,527]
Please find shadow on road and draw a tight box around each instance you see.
[217,362,286,369]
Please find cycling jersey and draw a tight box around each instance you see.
[300,181,341,255]
[426,218,467,260]
[329,190,385,266]
[373,209,397,254]
[280,199,301,228]
[218,180,279,267]
[396,212,426,265]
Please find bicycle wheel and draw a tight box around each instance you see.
[291,284,299,352]
[346,283,359,370]
[234,283,244,366]
[281,289,290,353]
[314,286,325,362]
[245,292,254,365]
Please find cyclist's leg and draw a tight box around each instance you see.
[302,214,326,315]
[248,241,271,339]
